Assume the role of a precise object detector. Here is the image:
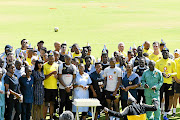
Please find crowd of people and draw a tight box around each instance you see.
[0,39,180,120]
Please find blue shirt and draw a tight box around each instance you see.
[0,78,5,106]
[19,76,34,103]
[121,72,139,100]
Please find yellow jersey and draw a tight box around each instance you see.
[72,52,81,58]
[175,58,180,79]
[43,62,59,89]
[119,51,127,57]
[149,53,162,62]
[155,58,177,84]
[143,48,153,56]
[26,57,32,66]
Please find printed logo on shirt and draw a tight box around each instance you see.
[164,67,167,71]
[159,57,161,59]
[168,63,171,66]
[63,67,66,69]
[109,75,113,80]
[114,71,116,74]
[136,69,139,72]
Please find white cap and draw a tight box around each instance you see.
[174,49,180,54]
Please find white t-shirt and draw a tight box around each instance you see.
[104,66,122,92]
[58,63,76,89]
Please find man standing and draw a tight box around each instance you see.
[54,42,61,53]
[141,60,163,120]
[43,53,59,120]
[130,46,149,67]
[59,43,67,62]
[104,57,122,120]
[15,39,28,58]
[143,41,153,55]
[58,54,76,115]
[149,42,162,62]
[37,41,44,56]
[155,48,176,120]
[118,42,126,57]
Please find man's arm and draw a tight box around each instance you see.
[153,71,163,90]
[106,107,129,118]
[144,98,159,111]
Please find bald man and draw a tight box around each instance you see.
[118,42,126,57]
[143,41,153,56]
[54,42,61,52]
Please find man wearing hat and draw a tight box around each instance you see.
[141,60,163,120]
[155,48,176,120]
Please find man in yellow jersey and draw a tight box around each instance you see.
[43,52,59,120]
[172,50,180,117]
[71,43,81,58]
[155,48,177,120]
[149,42,162,62]
[174,49,180,59]
[118,42,127,57]
[143,41,153,56]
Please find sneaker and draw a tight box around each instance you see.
[97,114,100,119]
[88,111,92,117]
[163,116,169,120]
[172,113,176,117]
[167,110,172,115]
[53,115,59,120]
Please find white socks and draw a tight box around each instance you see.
[164,112,167,117]
[173,108,176,113]
[161,102,165,111]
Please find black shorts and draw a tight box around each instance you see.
[105,90,120,101]
[174,82,180,93]
[168,83,174,96]
[44,88,58,102]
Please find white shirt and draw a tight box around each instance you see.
[14,67,25,79]
[58,63,76,89]
[104,66,122,92]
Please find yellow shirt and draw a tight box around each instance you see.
[149,53,162,62]
[143,48,153,56]
[119,51,127,57]
[43,62,59,89]
[155,58,177,84]
[26,57,32,66]
[175,58,180,79]
[72,53,81,58]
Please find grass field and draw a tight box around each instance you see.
[1,0,180,119]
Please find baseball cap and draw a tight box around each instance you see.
[5,45,13,52]
[37,40,44,45]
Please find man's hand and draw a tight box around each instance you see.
[162,72,167,78]
[52,71,57,75]
[104,107,109,113]
[151,86,156,90]
[144,84,149,88]
[65,87,71,93]
[113,91,117,96]
[93,91,97,98]
[124,86,130,92]
[0,90,4,94]
[166,74,171,78]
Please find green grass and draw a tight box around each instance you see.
[1,0,180,57]
[1,0,180,119]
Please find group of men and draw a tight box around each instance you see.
[0,39,180,120]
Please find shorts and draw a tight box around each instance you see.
[105,90,120,101]
[44,88,58,102]
[174,82,180,93]
[168,83,174,96]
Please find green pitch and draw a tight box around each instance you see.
[1,0,180,119]
[1,0,180,58]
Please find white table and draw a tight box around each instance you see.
[72,99,101,120]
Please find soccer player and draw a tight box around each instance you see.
[59,43,67,62]
[90,62,106,120]
[15,39,28,58]
[143,41,153,55]
[130,46,149,67]
[54,41,61,52]
[58,54,76,115]
[104,57,122,120]
[141,60,163,120]
[43,53,59,119]
[155,48,177,120]
[149,42,162,62]
[133,57,148,103]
